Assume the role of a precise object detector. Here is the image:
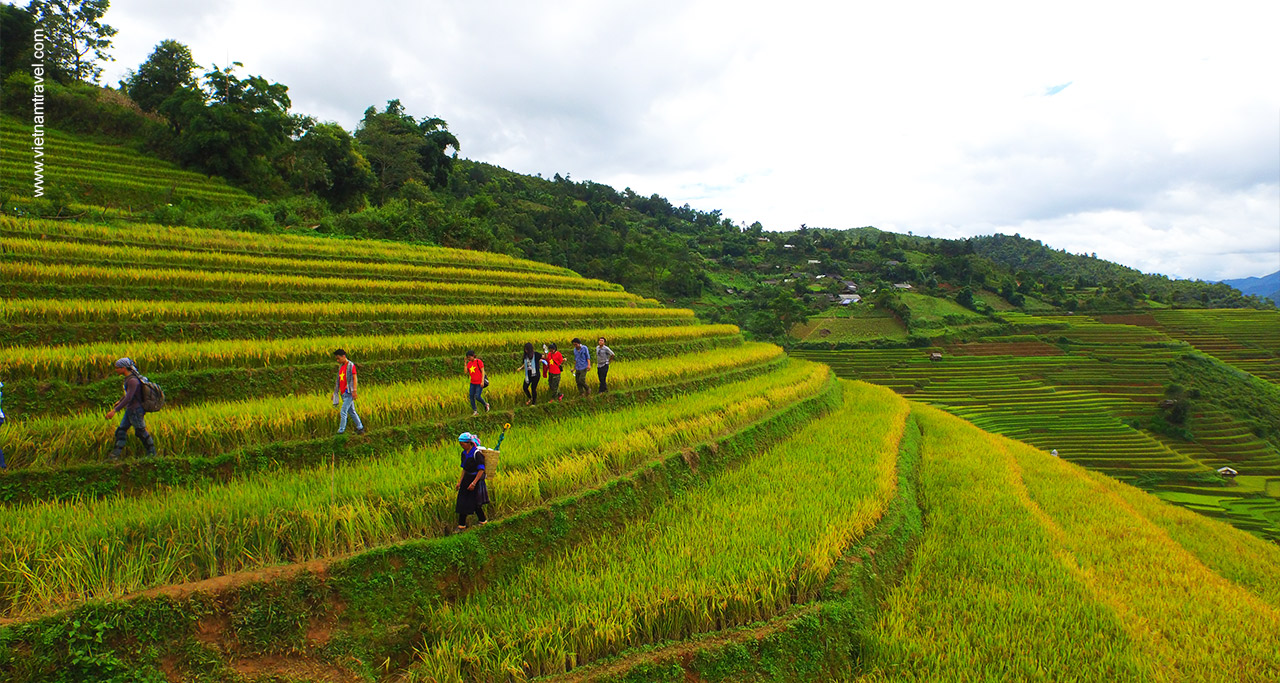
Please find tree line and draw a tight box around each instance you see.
[1,0,1270,339]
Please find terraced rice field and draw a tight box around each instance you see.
[1146,309,1279,383]
[857,403,1280,683]
[795,314,1280,543]
[0,115,255,211]
[790,307,908,343]
[2,119,1273,683]
[0,207,863,679]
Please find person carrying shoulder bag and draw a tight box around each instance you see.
[332,349,366,435]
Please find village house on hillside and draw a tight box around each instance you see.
[893,282,913,290]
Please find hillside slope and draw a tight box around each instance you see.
[0,113,1273,683]
[0,114,254,213]
[855,402,1280,683]
[0,206,830,681]
[4,116,1269,332]
[392,389,1279,683]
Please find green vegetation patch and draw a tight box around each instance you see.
[791,307,908,343]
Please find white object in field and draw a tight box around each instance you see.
[1050,449,1058,458]
[1217,466,1238,477]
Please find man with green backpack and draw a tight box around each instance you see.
[106,357,162,459]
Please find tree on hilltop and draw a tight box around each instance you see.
[174,62,301,192]
[0,4,36,80]
[355,100,460,204]
[27,0,117,83]
[121,39,199,114]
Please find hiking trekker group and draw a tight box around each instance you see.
[0,337,620,530]
[72,337,617,470]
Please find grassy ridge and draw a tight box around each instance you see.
[2,335,739,421]
[791,307,909,344]
[1148,309,1280,383]
[1,215,576,275]
[794,311,1280,543]
[0,298,697,348]
[0,362,841,683]
[0,354,787,505]
[0,342,781,468]
[859,403,1280,682]
[0,116,254,209]
[4,116,1272,683]
[0,361,830,619]
[0,298,695,326]
[0,323,740,382]
[1,236,621,291]
[408,380,907,681]
[0,260,651,307]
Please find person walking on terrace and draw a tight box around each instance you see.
[466,350,491,416]
[545,342,565,402]
[455,432,491,531]
[332,349,366,435]
[519,342,547,405]
[571,338,591,397]
[596,337,616,393]
[107,358,157,459]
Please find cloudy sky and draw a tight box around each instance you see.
[102,0,1278,280]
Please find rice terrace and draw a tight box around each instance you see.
[1,2,1279,682]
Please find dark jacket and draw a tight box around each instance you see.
[113,375,143,412]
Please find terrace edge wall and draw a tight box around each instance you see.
[0,370,841,682]
[0,353,783,505]
[579,407,925,683]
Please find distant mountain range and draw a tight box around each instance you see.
[1221,270,1279,305]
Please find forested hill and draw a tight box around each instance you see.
[973,233,1177,289]
[0,24,1272,337]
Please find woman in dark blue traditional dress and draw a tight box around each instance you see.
[455,432,490,531]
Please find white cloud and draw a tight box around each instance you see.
[102,0,1280,280]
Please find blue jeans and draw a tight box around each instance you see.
[112,406,156,457]
[338,391,363,433]
[469,383,487,412]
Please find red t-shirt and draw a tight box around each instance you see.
[338,362,356,394]
[546,350,564,375]
[466,358,485,385]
